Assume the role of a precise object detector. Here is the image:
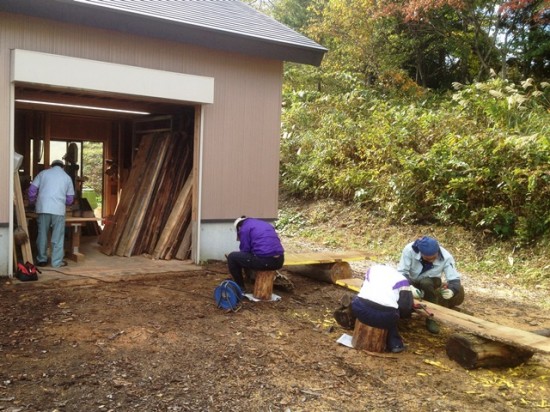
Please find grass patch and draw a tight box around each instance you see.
[278,195,549,291]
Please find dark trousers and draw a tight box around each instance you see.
[351,297,403,350]
[414,277,465,308]
[227,252,284,289]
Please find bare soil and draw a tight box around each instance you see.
[1,217,549,411]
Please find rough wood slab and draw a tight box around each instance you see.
[335,279,550,354]
[420,300,550,354]
[284,251,368,266]
[335,278,362,291]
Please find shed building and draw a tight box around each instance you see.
[0,0,326,274]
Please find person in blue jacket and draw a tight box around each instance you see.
[28,160,75,268]
[227,216,285,290]
[397,236,465,333]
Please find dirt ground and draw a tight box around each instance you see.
[1,246,549,412]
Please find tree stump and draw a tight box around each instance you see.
[352,319,387,353]
[253,270,276,300]
[446,333,534,369]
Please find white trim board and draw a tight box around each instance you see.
[11,49,214,104]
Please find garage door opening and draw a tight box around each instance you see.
[14,87,199,274]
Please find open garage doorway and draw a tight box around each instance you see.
[14,88,200,278]
[8,49,215,277]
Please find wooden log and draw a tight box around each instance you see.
[287,262,352,284]
[352,319,387,353]
[446,333,534,369]
[253,270,276,301]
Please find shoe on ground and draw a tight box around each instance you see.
[52,261,68,268]
[389,345,407,353]
[333,308,355,330]
[36,261,48,267]
[426,318,440,334]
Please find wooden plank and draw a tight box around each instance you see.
[65,217,102,223]
[136,133,192,255]
[174,222,193,260]
[420,300,550,354]
[28,213,101,224]
[152,171,193,260]
[100,134,154,255]
[14,172,33,264]
[334,279,550,354]
[116,133,171,256]
[335,278,362,292]
[284,251,368,266]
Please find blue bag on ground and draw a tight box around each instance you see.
[214,280,244,311]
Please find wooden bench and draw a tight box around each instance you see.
[27,213,102,263]
[65,217,103,262]
[336,280,550,356]
[284,251,368,284]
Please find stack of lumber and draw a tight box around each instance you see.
[99,132,193,260]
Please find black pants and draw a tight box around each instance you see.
[227,252,284,289]
[351,297,403,350]
[414,277,465,308]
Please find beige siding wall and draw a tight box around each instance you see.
[0,12,283,223]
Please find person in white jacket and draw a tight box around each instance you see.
[350,265,413,353]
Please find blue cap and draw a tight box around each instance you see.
[415,236,439,256]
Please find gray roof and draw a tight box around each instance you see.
[0,0,327,66]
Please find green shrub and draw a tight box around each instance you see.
[280,76,550,243]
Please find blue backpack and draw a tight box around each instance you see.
[214,280,244,311]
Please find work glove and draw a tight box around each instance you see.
[440,288,454,299]
[410,286,424,299]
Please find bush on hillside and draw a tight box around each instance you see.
[280,77,550,244]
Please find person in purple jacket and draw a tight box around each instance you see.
[226,216,285,290]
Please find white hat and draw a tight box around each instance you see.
[234,216,247,229]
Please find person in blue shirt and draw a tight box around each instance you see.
[226,216,285,290]
[397,236,465,333]
[28,160,75,268]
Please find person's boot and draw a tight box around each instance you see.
[334,308,356,329]
[425,318,440,334]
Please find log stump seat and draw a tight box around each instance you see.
[352,319,388,353]
[253,270,276,300]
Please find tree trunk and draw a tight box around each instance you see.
[446,333,534,369]
[288,262,352,284]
